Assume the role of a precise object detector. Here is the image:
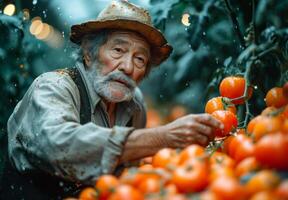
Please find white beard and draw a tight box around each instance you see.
[85,61,137,103]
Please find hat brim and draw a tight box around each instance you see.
[70,19,173,65]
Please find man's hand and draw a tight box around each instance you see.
[119,113,223,164]
[158,114,224,148]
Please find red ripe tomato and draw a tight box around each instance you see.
[265,87,288,108]
[152,148,179,170]
[178,144,206,165]
[211,110,238,137]
[233,136,255,163]
[79,187,98,200]
[205,97,237,114]
[254,132,288,170]
[283,82,288,98]
[219,76,253,105]
[95,175,119,200]
[210,176,247,200]
[171,159,209,193]
[108,185,144,200]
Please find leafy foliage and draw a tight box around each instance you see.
[141,0,288,119]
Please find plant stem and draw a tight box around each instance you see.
[223,0,246,49]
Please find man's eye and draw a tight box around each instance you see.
[113,48,123,53]
[136,57,145,63]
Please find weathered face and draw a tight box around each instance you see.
[98,31,150,82]
[85,31,151,103]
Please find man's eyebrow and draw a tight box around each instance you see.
[112,38,129,46]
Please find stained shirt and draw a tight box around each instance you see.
[6,62,147,185]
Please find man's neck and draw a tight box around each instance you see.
[103,99,116,126]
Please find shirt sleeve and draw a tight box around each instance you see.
[7,71,134,185]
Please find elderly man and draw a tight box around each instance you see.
[1,0,222,199]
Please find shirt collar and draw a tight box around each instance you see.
[75,62,141,113]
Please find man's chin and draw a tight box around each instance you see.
[101,89,134,103]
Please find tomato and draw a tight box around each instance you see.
[209,166,235,183]
[209,152,235,169]
[247,116,265,134]
[254,132,288,170]
[205,97,237,114]
[235,157,260,177]
[233,136,255,163]
[119,164,160,187]
[146,109,162,128]
[249,191,275,200]
[265,87,288,108]
[172,158,209,193]
[251,116,282,141]
[152,148,179,170]
[210,176,247,200]
[95,175,119,200]
[228,134,246,158]
[79,187,98,200]
[168,105,187,122]
[211,110,238,137]
[274,179,288,199]
[138,177,161,194]
[245,170,280,196]
[283,82,288,98]
[219,76,253,105]
[178,144,206,165]
[199,191,220,200]
[108,185,144,200]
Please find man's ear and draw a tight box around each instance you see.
[81,40,93,68]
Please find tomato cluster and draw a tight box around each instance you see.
[70,80,288,200]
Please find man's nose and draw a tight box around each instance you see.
[118,56,134,75]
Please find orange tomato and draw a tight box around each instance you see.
[245,170,281,196]
[119,164,160,187]
[108,185,144,200]
[168,105,187,122]
[247,115,265,134]
[228,134,247,158]
[209,166,235,183]
[219,76,253,105]
[211,110,238,137]
[205,97,237,114]
[265,87,288,108]
[146,109,162,128]
[254,132,288,170]
[138,177,161,194]
[251,116,282,141]
[235,157,260,177]
[250,191,275,200]
[79,187,98,200]
[209,151,235,169]
[274,179,288,199]
[172,159,209,193]
[95,175,119,200]
[178,144,206,165]
[152,148,179,170]
[210,176,247,200]
[233,136,255,163]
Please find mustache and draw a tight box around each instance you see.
[103,71,137,89]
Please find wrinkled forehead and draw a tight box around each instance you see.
[107,31,151,52]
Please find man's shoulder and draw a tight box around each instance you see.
[34,68,75,85]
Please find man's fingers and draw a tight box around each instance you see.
[195,114,224,129]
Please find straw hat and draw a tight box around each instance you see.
[70,0,173,65]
